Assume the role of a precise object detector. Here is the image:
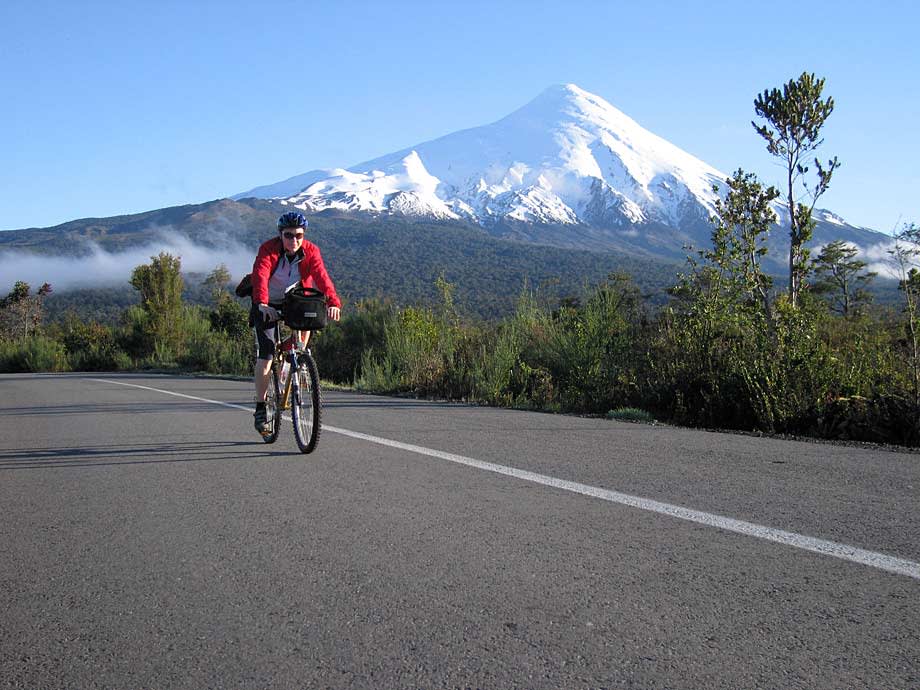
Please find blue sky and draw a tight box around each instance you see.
[1,0,917,233]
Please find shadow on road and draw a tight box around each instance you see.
[0,440,292,470]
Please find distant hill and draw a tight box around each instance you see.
[0,198,272,254]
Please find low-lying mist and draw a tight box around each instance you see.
[0,231,255,293]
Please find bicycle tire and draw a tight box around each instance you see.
[291,350,322,453]
[261,364,282,444]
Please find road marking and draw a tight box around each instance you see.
[92,378,256,412]
[91,377,920,581]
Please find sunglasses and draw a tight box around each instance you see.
[282,231,304,240]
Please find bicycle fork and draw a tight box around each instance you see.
[278,349,308,410]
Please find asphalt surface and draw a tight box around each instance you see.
[1,372,918,689]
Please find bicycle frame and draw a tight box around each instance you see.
[275,339,304,410]
[271,323,309,410]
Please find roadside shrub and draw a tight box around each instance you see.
[732,296,835,433]
[355,348,399,392]
[468,320,521,406]
[118,305,152,358]
[815,310,901,398]
[0,336,69,373]
[178,329,251,375]
[356,299,461,396]
[647,293,836,433]
[208,298,249,341]
[61,319,125,371]
[314,298,394,384]
[607,407,656,423]
[811,394,920,446]
[524,276,645,413]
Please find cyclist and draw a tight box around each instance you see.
[251,212,341,435]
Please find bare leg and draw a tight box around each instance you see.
[254,357,272,401]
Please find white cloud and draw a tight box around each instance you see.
[857,239,920,280]
[0,229,255,294]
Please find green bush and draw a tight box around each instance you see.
[355,292,463,396]
[0,336,69,373]
[118,305,152,358]
[61,319,125,371]
[314,298,394,383]
[178,329,251,375]
[530,276,644,413]
[607,408,656,423]
[208,298,249,341]
[468,320,521,406]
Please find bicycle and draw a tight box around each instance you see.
[260,287,326,453]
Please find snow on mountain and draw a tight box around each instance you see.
[282,152,459,220]
[236,84,726,234]
[235,84,890,263]
[815,209,848,227]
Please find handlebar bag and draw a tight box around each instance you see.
[282,286,328,330]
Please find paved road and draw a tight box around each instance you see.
[1,373,918,689]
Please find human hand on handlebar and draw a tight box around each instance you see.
[327,306,341,322]
[257,303,280,322]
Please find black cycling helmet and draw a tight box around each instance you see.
[277,211,308,231]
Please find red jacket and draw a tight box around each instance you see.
[251,236,341,308]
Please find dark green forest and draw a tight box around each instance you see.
[38,214,685,325]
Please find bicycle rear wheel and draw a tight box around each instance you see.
[291,350,322,453]
[261,364,282,444]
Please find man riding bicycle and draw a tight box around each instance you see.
[251,212,341,435]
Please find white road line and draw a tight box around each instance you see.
[93,378,255,412]
[91,377,920,581]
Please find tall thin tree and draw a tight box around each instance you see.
[753,72,840,308]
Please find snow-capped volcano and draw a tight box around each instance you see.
[237,84,726,233]
[236,84,890,263]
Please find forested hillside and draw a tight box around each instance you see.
[28,201,686,323]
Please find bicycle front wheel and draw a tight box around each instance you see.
[261,364,282,444]
[291,351,322,453]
